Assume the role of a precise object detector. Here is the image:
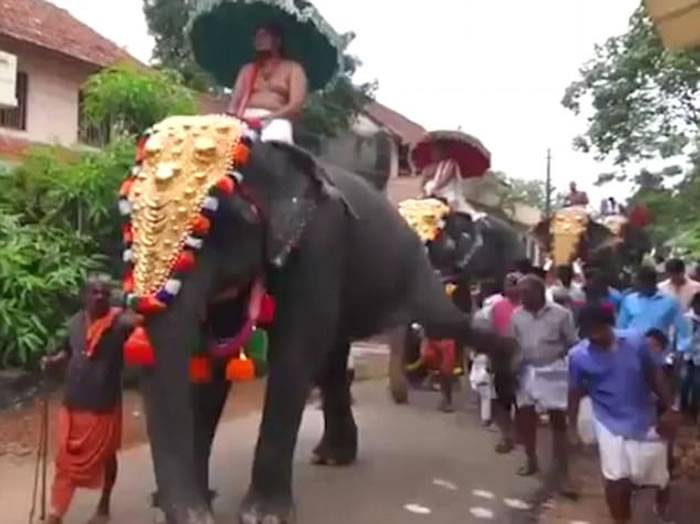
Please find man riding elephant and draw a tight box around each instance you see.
[227,23,308,144]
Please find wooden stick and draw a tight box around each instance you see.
[39,393,49,520]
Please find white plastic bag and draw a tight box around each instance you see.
[470,354,494,422]
[577,397,596,445]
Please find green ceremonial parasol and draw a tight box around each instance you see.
[188,0,343,90]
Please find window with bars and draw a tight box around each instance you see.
[0,72,28,130]
[78,90,110,147]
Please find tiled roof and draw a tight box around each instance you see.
[0,0,137,67]
[364,101,426,145]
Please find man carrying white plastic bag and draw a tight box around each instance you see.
[569,305,681,524]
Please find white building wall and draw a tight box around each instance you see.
[0,38,94,147]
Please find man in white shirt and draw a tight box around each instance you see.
[659,259,700,312]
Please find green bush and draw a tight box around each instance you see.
[0,139,137,366]
[0,214,104,366]
[81,63,197,134]
[0,64,196,368]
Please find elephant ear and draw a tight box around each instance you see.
[263,141,352,268]
[531,218,552,252]
[586,221,619,255]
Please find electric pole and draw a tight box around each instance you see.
[545,148,552,218]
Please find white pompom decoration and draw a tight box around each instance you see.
[164,279,182,296]
[202,196,219,212]
[185,236,204,250]
[118,199,132,216]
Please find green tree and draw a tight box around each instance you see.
[143,0,214,90]
[562,4,700,168]
[564,2,700,254]
[81,63,197,136]
[298,51,376,137]
[486,172,563,213]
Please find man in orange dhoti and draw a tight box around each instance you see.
[43,275,134,524]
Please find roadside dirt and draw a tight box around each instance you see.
[541,425,700,524]
[0,381,266,463]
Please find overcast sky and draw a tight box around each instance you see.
[52,0,640,200]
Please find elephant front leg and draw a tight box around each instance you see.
[238,339,316,524]
[239,298,340,523]
[313,339,358,466]
[141,324,213,523]
[193,377,231,506]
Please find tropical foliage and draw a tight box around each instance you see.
[81,63,197,135]
[143,0,216,91]
[0,64,195,367]
[481,172,564,214]
[0,214,103,366]
[563,3,700,254]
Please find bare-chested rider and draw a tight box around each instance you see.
[227,24,308,143]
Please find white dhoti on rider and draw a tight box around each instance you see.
[243,108,294,144]
[594,419,669,488]
[516,358,569,411]
[424,160,484,219]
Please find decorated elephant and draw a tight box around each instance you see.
[394,198,526,408]
[532,207,651,280]
[118,115,512,524]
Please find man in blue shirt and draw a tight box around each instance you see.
[569,305,680,524]
[617,266,690,353]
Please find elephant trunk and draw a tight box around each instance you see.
[140,250,220,523]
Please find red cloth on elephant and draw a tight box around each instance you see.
[421,338,457,376]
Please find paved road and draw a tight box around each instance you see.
[2,380,545,524]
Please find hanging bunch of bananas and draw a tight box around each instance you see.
[398,198,451,243]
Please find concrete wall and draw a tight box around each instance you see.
[0,37,94,148]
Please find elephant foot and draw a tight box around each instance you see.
[159,508,214,524]
[151,490,217,510]
[238,491,295,524]
[311,438,357,467]
[389,383,408,404]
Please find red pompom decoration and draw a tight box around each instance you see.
[232,143,250,166]
[124,327,156,367]
[122,224,133,244]
[258,294,276,326]
[120,178,134,198]
[173,251,196,273]
[629,204,652,228]
[135,136,147,163]
[226,355,255,382]
[191,215,211,236]
[244,118,263,131]
[137,295,167,315]
[216,176,235,195]
[189,356,213,384]
[123,272,134,294]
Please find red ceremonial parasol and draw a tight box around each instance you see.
[411,130,491,178]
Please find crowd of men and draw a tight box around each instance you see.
[473,258,700,523]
